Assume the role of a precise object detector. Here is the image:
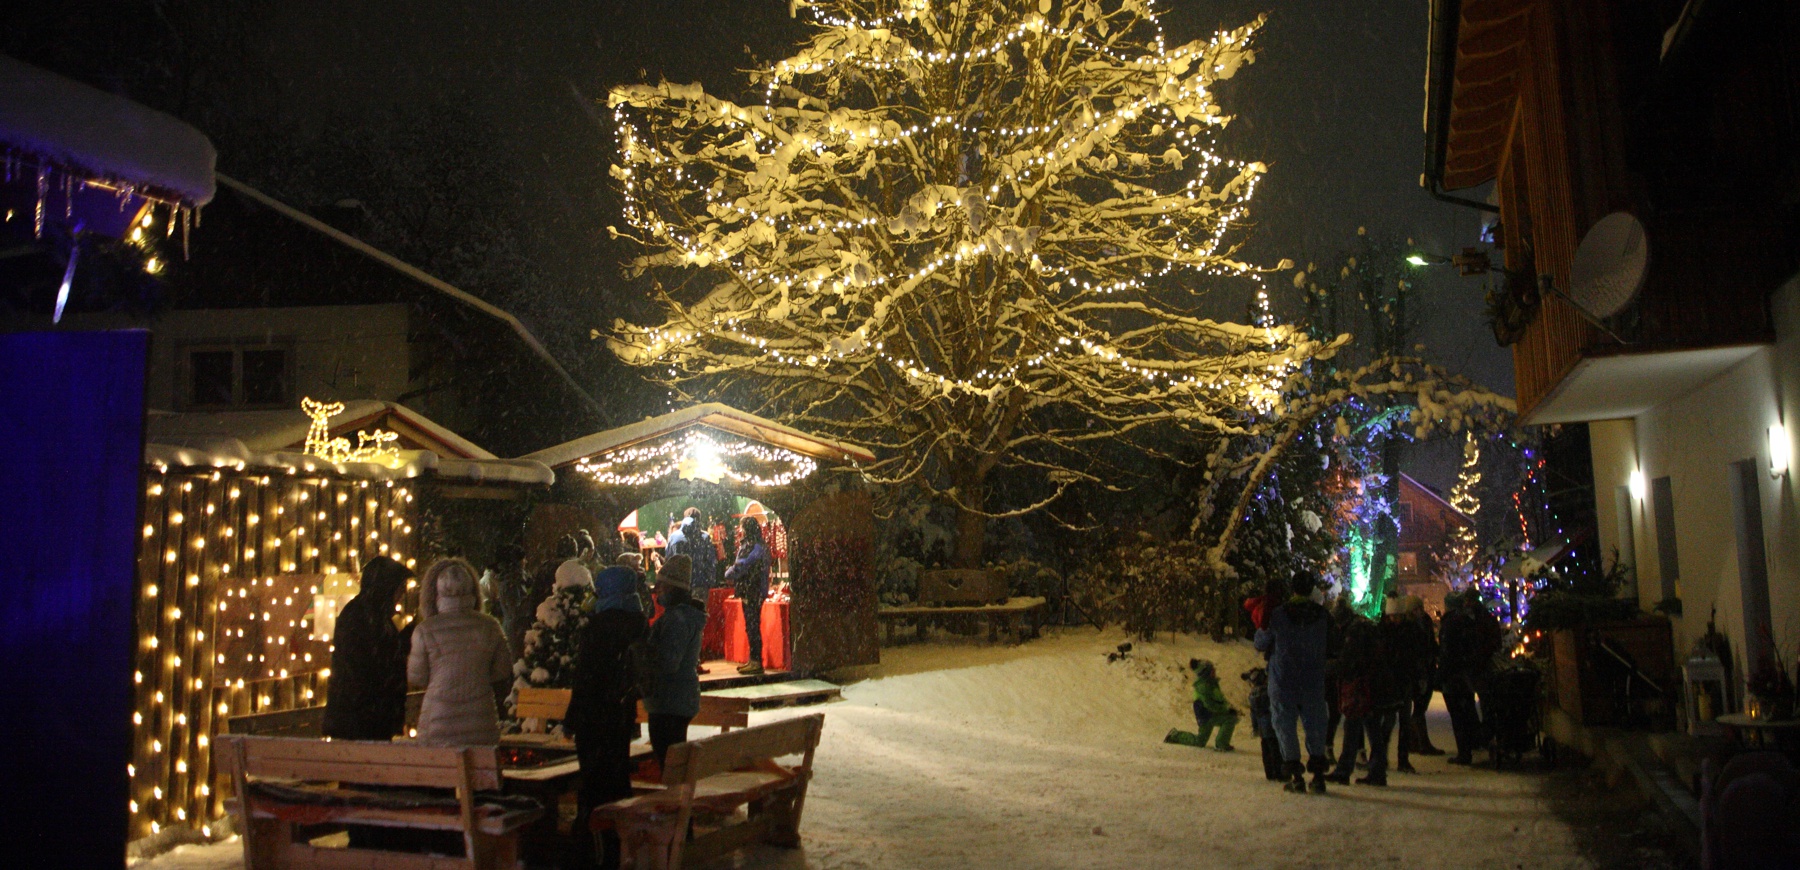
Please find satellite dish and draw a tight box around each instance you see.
[1568,212,1649,319]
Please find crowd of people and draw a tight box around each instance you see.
[1231,570,1506,795]
[317,507,775,868]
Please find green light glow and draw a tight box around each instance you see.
[1405,254,1429,267]
[1347,527,1371,605]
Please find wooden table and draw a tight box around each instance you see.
[1716,713,1800,750]
[877,596,1047,645]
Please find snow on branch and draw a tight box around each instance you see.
[603,0,1335,527]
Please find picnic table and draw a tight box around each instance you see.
[876,596,1047,644]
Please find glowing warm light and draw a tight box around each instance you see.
[1770,423,1790,477]
[1628,469,1646,501]
[301,397,401,466]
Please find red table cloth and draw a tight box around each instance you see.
[721,596,790,671]
[701,587,733,659]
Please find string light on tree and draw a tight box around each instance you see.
[603,0,1333,566]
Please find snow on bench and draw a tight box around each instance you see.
[592,713,824,870]
[214,734,544,870]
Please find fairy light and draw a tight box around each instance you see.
[575,429,818,487]
[300,397,402,466]
[604,3,1301,414]
[128,465,421,842]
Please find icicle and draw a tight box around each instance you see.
[54,236,79,324]
[181,206,191,260]
[63,174,74,220]
[34,167,47,239]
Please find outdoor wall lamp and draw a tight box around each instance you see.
[1404,247,1496,277]
[1629,469,1647,500]
[1770,422,1790,478]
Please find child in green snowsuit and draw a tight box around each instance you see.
[1191,658,1239,751]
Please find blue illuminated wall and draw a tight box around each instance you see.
[0,330,148,866]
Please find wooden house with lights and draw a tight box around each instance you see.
[1394,473,1474,613]
[127,400,554,843]
[523,403,881,678]
[1424,0,1800,700]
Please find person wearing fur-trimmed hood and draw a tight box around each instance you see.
[408,558,514,746]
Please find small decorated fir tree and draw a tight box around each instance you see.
[509,568,594,716]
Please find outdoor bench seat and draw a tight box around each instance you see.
[216,734,543,870]
[592,713,823,870]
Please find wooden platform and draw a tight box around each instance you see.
[877,596,1047,645]
[698,659,793,689]
[703,679,842,709]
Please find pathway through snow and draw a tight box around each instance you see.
[137,628,1587,869]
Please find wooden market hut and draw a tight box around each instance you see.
[128,403,553,843]
[521,403,881,678]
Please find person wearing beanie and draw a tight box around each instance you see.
[644,554,706,767]
[407,558,514,746]
[1255,570,1333,794]
[723,516,771,675]
[566,563,650,869]
[322,556,414,740]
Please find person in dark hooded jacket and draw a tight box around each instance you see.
[322,556,414,740]
[565,564,649,870]
[1254,570,1333,794]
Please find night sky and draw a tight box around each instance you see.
[4,0,1511,486]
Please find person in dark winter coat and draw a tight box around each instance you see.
[565,565,649,870]
[723,517,771,675]
[1324,592,1356,762]
[1243,667,1283,780]
[645,555,706,767]
[1326,604,1408,786]
[1386,596,1438,766]
[322,556,414,740]
[1254,570,1333,794]
[665,508,717,595]
[1439,590,1505,764]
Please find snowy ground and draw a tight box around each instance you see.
[137,628,1589,869]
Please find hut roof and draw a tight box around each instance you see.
[523,402,875,469]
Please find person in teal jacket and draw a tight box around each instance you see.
[1190,658,1239,751]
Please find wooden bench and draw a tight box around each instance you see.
[876,596,1047,645]
[215,735,544,870]
[592,714,824,870]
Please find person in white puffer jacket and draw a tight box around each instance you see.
[408,558,514,746]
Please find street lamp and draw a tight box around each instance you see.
[1404,247,1493,276]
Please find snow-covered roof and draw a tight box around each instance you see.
[0,54,215,206]
[523,402,876,469]
[143,439,554,487]
[147,400,495,460]
[1398,472,1472,527]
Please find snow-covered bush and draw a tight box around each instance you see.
[1070,533,1226,640]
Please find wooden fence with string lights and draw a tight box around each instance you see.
[129,461,420,840]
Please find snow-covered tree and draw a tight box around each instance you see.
[508,572,593,719]
[604,0,1337,566]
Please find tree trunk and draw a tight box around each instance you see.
[952,502,986,568]
[950,469,988,568]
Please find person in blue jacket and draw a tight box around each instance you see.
[1255,570,1333,794]
[644,554,705,767]
[723,516,771,675]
